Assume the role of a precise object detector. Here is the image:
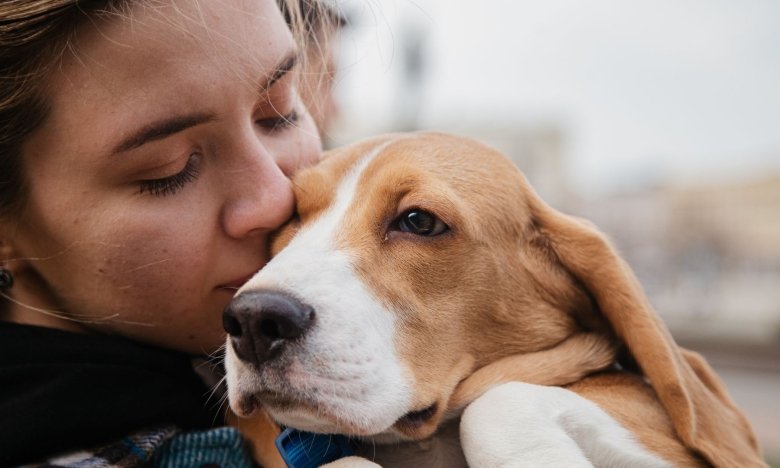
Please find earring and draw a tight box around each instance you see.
[0,267,12,289]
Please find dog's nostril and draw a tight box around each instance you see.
[256,304,314,342]
[260,318,282,341]
[222,310,243,337]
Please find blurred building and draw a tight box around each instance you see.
[572,169,780,462]
[575,173,780,345]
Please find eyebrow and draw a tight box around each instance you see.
[113,112,216,154]
[112,51,299,154]
[260,52,298,94]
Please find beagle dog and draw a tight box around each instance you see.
[223,132,764,467]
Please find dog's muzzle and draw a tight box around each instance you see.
[223,289,315,367]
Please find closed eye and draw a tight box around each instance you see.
[256,109,299,132]
[138,152,201,197]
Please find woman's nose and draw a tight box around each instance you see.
[220,139,296,239]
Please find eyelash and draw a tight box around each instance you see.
[136,107,297,198]
[256,109,299,132]
[139,153,201,197]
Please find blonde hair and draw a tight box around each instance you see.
[0,0,334,217]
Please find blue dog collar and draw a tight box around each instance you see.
[275,428,355,468]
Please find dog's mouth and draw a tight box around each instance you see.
[235,394,261,417]
[392,402,440,438]
[240,384,442,440]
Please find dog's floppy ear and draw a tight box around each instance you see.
[523,184,763,467]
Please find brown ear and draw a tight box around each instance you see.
[524,184,763,467]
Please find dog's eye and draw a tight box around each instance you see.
[394,209,449,236]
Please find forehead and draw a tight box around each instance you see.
[35,0,292,154]
[58,0,290,92]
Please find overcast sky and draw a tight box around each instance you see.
[333,0,780,194]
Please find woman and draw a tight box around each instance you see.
[0,0,332,464]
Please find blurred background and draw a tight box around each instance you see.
[316,0,780,463]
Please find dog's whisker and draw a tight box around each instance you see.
[210,395,231,427]
[203,375,228,410]
[203,344,227,366]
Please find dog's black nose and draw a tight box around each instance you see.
[223,290,314,367]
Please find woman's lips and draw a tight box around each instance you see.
[218,274,255,291]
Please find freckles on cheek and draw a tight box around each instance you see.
[93,224,205,293]
[67,203,220,325]
[102,246,198,288]
[89,249,208,329]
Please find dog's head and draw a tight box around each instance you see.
[223,133,760,464]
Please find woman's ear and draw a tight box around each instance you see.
[0,237,17,281]
[1,237,18,316]
[0,230,30,283]
[520,181,763,467]
[0,233,63,328]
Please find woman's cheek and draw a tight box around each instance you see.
[293,106,323,168]
[87,215,208,297]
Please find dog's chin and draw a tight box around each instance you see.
[238,385,448,442]
[249,388,397,437]
[270,405,357,435]
[348,401,447,443]
[265,396,448,444]
[266,399,394,437]
[230,360,449,441]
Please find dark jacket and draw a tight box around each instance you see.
[0,321,253,467]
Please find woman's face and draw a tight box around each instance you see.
[8,0,320,354]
